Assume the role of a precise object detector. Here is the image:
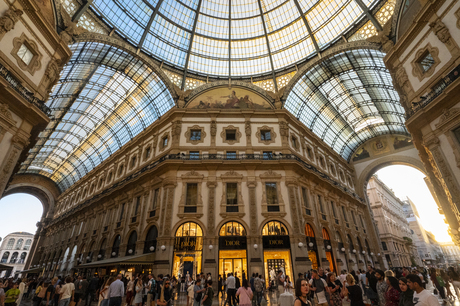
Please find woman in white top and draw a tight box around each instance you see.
[16,278,27,305]
[134,279,143,306]
[98,277,115,306]
[284,276,293,293]
[186,281,195,306]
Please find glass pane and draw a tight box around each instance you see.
[186,184,198,206]
[265,182,278,205]
[226,183,238,205]
[17,44,33,65]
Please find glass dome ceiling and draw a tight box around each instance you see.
[91,0,381,77]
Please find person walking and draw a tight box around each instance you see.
[366,266,379,306]
[236,279,253,306]
[327,272,343,306]
[254,275,264,306]
[225,273,236,306]
[429,268,447,303]
[201,280,213,306]
[406,274,438,306]
[193,279,205,306]
[58,277,75,306]
[343,274,365,306]
[295,278,312,306]
[309,269,330,306]
[133,279,143,306]
[398,277,414,306]
[4,282,20,306]
[16,278,27,306]
[375,270,388,306]
[448,267,460,299]
[107,274,124,306]
[385,277,401,306]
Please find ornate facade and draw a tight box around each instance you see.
[0,232,33,277]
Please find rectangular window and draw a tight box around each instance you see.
[189,151,199,159]
[186,183,198,206]
[342,206,348,221]
[351,210,357,225]
[145,147,151,159]
[263,151,273,159]
[226,183,238,205]
[17,44,33,65]
[134,197,140,215]
[152,188,159,210]
[163,137,168,147]
[226,151,237,159]
[359,215,365,228]
[260,130,271,141]
[119,203,125,221]
[226,130,236,141]
[302,188,311,216]
[418,51,435,72]
[190,130,201,141]
[331,201,337,218]
[266,182,279,211]
[382,241,388,251]
[291,137,297,148]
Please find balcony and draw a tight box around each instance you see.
[0,62,50,115]
[407,63,460,119]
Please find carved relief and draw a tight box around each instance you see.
[207,181,217,235]
[60,9,87,44]
[40,58,62,98]
[247,180,258,235]
[11,34,42,75]
[0,8,23,40]
[184,125,207,145]
[266,87,285,109]
[429,18,459,56]
[287,185,300,234]
[172,84,192,108]
[366,20,394,53]
[411,44,440,82]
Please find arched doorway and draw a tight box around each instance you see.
[1,252,10,263]
[305,223,319,270]
[172,222,203,279]
[262,221,293,287]
[144,226,158,254]
[219,221,248,283]
[322,228,336,272]
[126,231,137,256]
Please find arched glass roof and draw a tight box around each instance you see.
[19,41,174,191]
[284,49,407,161]
[91,0,381,78]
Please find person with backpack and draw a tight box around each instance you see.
[201,280,214,306]
[193,278,205,306]
[429,268,447,303]
[254,275,264,306]
[146,274,156,306]
[309,270,331,306]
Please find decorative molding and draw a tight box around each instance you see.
[429,18,460,56]
[184,125,206,145]
[247,180,258,235]
[11,33,42,75]
[256,125,277,145]
[158,131,170,152]
[411,43,440,82]
[220,125,242,145]
[39,58,62,99]
[456,7,460,29]
[219,170,245,218]
[0,8,23,40]
[207,181,217,236]
[259,170,286,218]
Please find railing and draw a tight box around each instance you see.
[407,63,460,119]
[0,62,51,115]
[52,153,365,225]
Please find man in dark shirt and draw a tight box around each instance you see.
[80,276,89,306]
[365,265,378,306]
[87,274,99,305]
[318,268,327,280]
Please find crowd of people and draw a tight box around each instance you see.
[0,265,459,306]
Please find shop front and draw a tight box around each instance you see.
[172,222,203,279]
[219,221,248,282]
[322,228,336,272]
[262,221,293,287]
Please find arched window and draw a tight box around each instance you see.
[347,234,354,252]
[335,231,342,243]
[111,235,121,258]
[219,221,246,236]
[15,239,24,250]
[305,224,315,237]
[10,252,18,264]
[6,238,15,250]
[126,231,137,256]
[176,222,203,237]
[24,239,32,250]
[19,252,27,264]
[357,238,364,253]
[1,252,10,263]
[322,228,330,240]
[262,221,288,236]
[365,239,371,254]
[144,226,158,253]
[97,239,107,261]
[87,242,95,263]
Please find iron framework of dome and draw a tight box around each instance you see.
[90,0,383,79]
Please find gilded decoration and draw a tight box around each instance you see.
[220,125,242,145]
[290,133,300,152]
[411,44,440,82]
[187,87,272,109]
[185,125,206,145]
[0,8,23,40]
[256,125,277,145]
[11,33,42,75]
